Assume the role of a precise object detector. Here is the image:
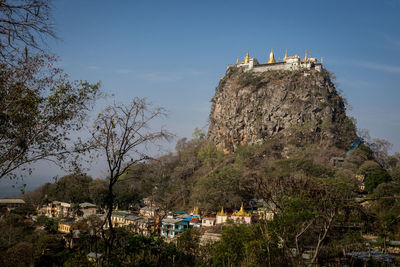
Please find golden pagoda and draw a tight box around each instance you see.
[282,49,288,62]
[244,50,250,64]
[217,207,227,216]
[232,202,251,217]
[191,206,200,216]
[267,48,276,64]
[303,49,308,62]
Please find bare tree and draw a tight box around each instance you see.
[90,98,171,259]
[0,0,56,63]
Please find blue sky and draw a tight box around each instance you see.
[1,0,400,196]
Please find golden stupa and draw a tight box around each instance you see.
[303,49,308,61]
[217,207,227,216]
[282,49,288,62]
[244,50,250,64]
[191,206,200,216]
[232,202,251,217]
[267,48,276,64]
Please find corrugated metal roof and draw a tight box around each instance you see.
[0,199,25,204]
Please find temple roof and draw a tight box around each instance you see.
[232,203,251,217]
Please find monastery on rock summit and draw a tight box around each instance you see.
[232,49,323,72]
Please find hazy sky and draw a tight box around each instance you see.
[1,0,400,197]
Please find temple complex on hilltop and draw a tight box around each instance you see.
[233,49,323,72]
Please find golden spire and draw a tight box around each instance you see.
[192,206,199,216]
[303,49,308,61]
[236,58,239,64]
[321,56,323,64]
[217,207,227,216]
[115,204,119,211]
[267,48,276,64]
[283,49,288,62]
[232,202,251,217]
[244,50,250,64]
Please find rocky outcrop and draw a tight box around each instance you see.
[207,67,356,152]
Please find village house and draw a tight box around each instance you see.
[39,201,72,218]
[58,220,74,234]
[139,206,158,218]
[111,211,132,227]
[160,218,189,239]
[202,217,216,227]
[256,200,276,221]
[0,198,25,211]
[80,202,97,217]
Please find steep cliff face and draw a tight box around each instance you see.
[207,67,356,152]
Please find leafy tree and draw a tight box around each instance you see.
[193,164,243,211]
[36,215,58,234]
[369,138,392,168]
[33,233,69,267]
[3,241,33,267]
[0,0,100,180]
[177,228,200,254]
[208,224,274,267]
[364,169,391,192]
[72,203,83,217]
[44,173,93,203]
[89,178,108,206]
[0,56,100,179]
[197,142,223,168]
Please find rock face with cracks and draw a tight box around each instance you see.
[207,67,356,153]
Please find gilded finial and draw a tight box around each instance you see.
[217,207,227,216]
[267,48,276,64]
[232,202,251,217]
[115,204,119,211]
[303,49,308,61]
[283,49,288,62]
[244,50,250,64]
[192,206,199,215]
[236,58,239,64]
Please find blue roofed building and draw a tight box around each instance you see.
[160,218,190,239]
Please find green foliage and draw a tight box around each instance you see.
[33,234,69,267]
[193,164,243,211]
[207,223,284,267]
[192,127,206,139]
[40,173,93,203]
[364,168,391,192]
[177,228,201,254]
[238,71,263,88]
[209,224,257,266]
[197,142,222,168]
[235,145,256,164]
[3,241,33,267]
[266,157,333,178]
[63,251,92,267]
[335,116,358,149]
[0,55,100,179]
[390,167,400,181]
